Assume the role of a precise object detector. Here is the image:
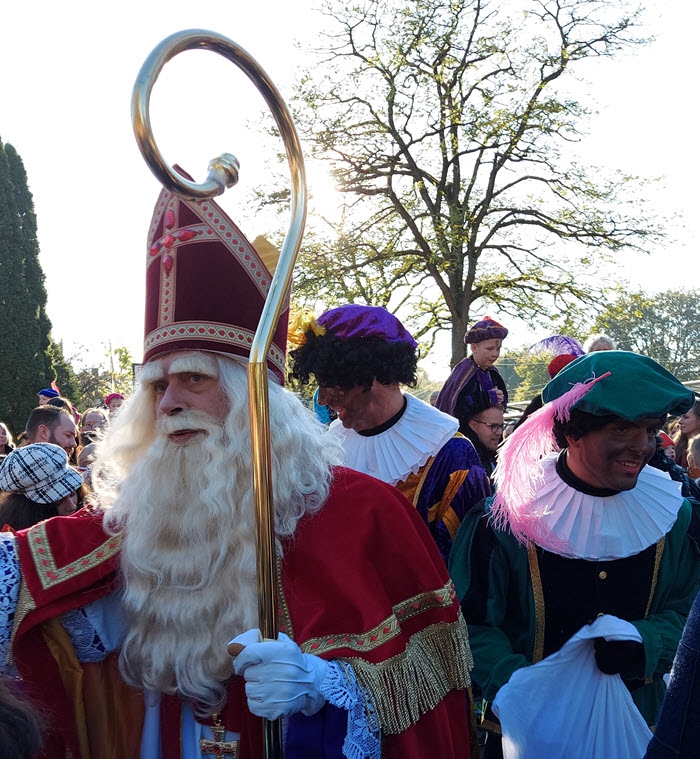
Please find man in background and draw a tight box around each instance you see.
[290,304,491,562]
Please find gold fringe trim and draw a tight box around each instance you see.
[348,615,473,735]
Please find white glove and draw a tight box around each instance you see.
[230,629,329,720]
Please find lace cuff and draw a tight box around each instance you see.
[0,534,20,670]
[60,608,109,662]
[60,591,127,662]
[319,660,381,759]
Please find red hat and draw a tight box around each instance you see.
[658,431,674,448]
[143,176,288,384]
[547,353,578,379]
[105,393,124,406]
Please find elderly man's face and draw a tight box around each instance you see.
[566,416,662,491]
[149,353,229,444]
[82,411,107,433]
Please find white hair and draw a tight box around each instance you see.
[90,352,344,713]
[583,333,616,352]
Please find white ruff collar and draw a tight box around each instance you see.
[528,454,684,560]
[328,394,458,486]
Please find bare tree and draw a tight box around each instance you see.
[291,0,658,365]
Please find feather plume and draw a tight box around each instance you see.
[491,371,611,543]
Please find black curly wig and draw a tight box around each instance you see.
[289,332,418,390]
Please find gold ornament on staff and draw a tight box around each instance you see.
[132,28,307,759]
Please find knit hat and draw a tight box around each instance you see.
[104,393,124,406]
[547,353,578,379]
[0,443,83,504]
[464,316,508,345]
[542,351,694,420]
[143,168,288,383]
[317,305,417,348]
[37,388,60,399]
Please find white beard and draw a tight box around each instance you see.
[112,410,258,713]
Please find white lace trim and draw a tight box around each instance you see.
[328,394,458,486]
[0,534,20,671]
[320,661,381,759]
[530,454,684,559]
[60,608,109,662]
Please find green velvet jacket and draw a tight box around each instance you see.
[449,497,700,726]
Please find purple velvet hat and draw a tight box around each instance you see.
[318,305,417,348]
[464,316,508,344]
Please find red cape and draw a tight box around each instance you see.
[13,467,473,758]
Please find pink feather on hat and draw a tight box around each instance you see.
[491,371,611,544]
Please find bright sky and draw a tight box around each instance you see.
[1,0,697,381]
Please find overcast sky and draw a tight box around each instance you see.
[1,0,697,381]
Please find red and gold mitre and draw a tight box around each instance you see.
[143,176,288,384]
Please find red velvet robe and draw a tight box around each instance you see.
[11,467,474,758]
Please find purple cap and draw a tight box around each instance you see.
[38,388,60,399]
[318,305,417,349]
[464,316,508,344]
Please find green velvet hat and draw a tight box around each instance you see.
[541,350,694,420]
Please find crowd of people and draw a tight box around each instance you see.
[0,182,699,759]
[0,392,124,533]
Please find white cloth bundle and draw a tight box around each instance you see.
[493,615,653,759]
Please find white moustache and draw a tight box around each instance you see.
[156,411,222,437]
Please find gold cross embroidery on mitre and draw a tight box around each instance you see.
[199,714,239,757]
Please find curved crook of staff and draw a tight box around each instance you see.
[132,29,307,759]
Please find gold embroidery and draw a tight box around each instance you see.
[349,616,473,734]
[527,543,545,663]
[645,537,665,619]
[300,580,456,655]
[7,578,36,663]
[27,522,122,591]
[143,322,285,379]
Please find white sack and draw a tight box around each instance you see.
[492,615,653,759]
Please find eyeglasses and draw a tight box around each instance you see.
[471,420,505,434]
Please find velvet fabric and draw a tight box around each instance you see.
[463,317,508,345]
[13,468,473,758]
[318,305,417,347]
[398,435,492,563]
[542,351,694,420]
[435,356,508,419]
[143,172,288,384]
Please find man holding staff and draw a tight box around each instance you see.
[0,184,474,758]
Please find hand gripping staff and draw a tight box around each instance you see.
[132,29,307,759]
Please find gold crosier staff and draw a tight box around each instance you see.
[132,29,307,759]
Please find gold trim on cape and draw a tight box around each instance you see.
[645,537,665,619]
[27,522,122,591]
[299,580,457,656]
[527,543,546,663]
[349,615,473,735]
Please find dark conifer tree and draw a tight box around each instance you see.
[0,138,55,434]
